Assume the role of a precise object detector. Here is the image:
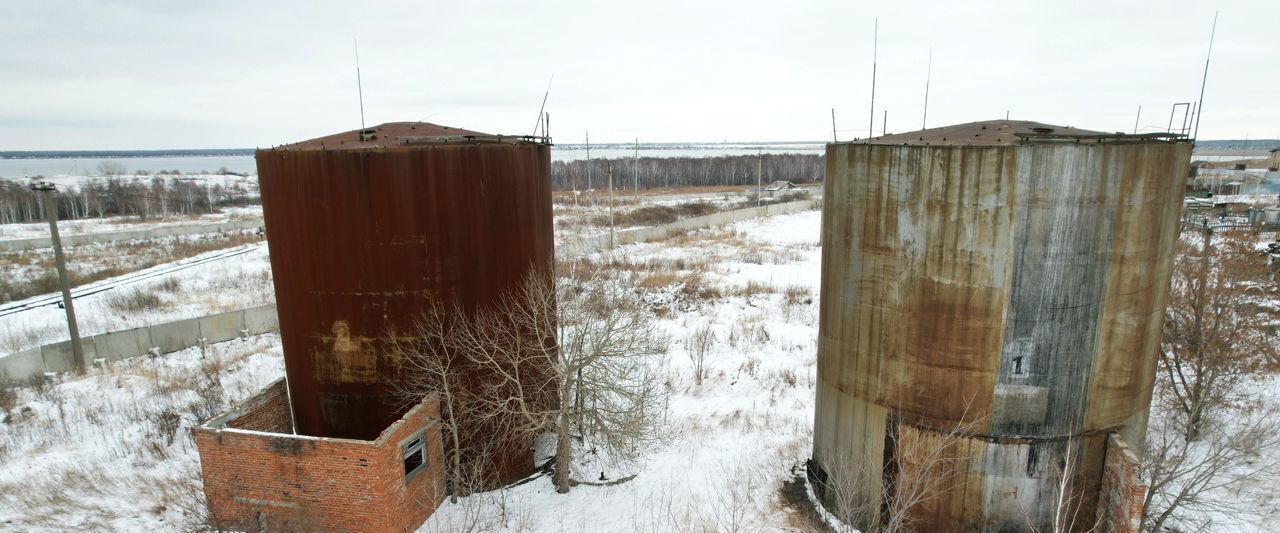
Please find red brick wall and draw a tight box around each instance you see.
[195,387,445,533]
[224,380,293,433]
[1095,433,1146,533]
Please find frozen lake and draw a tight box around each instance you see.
[0,143,825,180]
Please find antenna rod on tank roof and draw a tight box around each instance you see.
[354,39,366,132]
[831,108,838,142]
[922,47,931,130]
[868,18,878,140]
[533,74,554,137]
[1192,11,1217,141]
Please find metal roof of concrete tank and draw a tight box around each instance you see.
[269,122,491,151]
[860,119,1167,146]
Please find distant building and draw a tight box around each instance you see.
[747,180,807,197]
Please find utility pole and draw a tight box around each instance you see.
[756,150,763,209]
[633,138,639,200]
[31,181,84,371]
[586,132,593,205]
[607,164,615,249]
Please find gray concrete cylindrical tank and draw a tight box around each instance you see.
[811,120,1191,531]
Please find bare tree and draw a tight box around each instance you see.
[1139,227,1280,531]
[97,160,127,176]
[1158,228,1277,442]
[392,268,670,495]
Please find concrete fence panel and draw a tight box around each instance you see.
[41,338,96,374]
[93,326,153,362]
[243,305,279,335]
[199,309,247,344]
[0,349,44,382]
[149,317,201,354]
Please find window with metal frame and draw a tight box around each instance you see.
[402,431,427,481]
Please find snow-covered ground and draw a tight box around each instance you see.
[0,206,262,240]
[2,206,1276,532]
[418,211,826,532]
[0,334,284,531]
[0,208,826,532]
[0,241,272,353]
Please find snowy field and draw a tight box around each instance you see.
[0,206,262,241]
[0,198,724,354]
[1,207,1277,532]
[0,240,273,353]
[0,209,826,532]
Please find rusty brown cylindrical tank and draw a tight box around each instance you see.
[256,122,554,482]
[811,120,1191,531]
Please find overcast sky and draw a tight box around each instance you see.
[1,0,1275,150]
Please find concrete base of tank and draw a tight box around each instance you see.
[810,380,1128,533]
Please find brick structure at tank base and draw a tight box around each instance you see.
[1095,434,1147,533]
[194,379,445,532]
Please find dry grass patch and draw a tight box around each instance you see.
[0,230,263,305]
[105,287,165,314]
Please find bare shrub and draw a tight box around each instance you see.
[620,205,679,226]
[155,277,182,293]
[687,322,717,386]
[1141,400,1280,531]
[0,378,17,415]
[780,284,813,320]
[816,405,981,533]
[696,462,770,533]
[680,271,722,301]
[781,284,812,307]
[106,287,164,313]
[675,201,718,218]
[726,280,775,299]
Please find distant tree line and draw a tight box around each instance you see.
[551,153,823,191]
[0,177,258,224]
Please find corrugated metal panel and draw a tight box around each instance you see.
[813,131,1190,531]
[256,135,554,484]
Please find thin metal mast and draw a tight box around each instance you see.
[1133,105,1141,134]
[533,74,554,136]
[354,39,365,131]
[831,108,838,142]
[1192,11,1217,140]
[922,48,931,130]
[869,18,878,139]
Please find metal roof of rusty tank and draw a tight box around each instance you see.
[855,119,1186,147]
[266,122,546,151]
